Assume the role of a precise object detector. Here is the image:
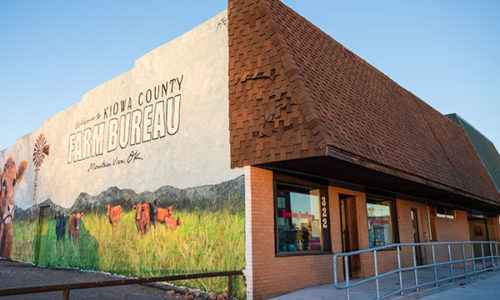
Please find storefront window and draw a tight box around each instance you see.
[275,182,330,254]
[366,197,398,247]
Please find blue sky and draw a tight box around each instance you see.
[1,0,499,152]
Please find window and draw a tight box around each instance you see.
[275,182,330,254]
[436,206,455,219]
[366,197,398,247]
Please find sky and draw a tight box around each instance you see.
[1,0,499,152]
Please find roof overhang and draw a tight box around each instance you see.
[257,145,500,216]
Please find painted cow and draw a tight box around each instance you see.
[106,204,121,225]
[156,206,173,225]
[0,157,27,258]
[164,217,182,230]
[149,200,159,227]
[55,213,67,240]
[68,213,83,243]
[133,203,150,236]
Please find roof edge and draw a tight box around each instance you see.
[326,145,500,207]
[447,113,495,145]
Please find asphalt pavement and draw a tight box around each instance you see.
[0,259,176,300]
[4,258,498,300]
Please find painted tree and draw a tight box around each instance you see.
[32,133,50,219]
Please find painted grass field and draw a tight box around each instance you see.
[12,209,246,298]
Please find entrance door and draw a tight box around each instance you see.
[468,218,490,257]
[411,208,423,265]
[340,195,360,278]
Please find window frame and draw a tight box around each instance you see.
[366,195,400,248]
[273,174,332,257]
[435,206,455,219]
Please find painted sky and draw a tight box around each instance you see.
[1,0,499,151]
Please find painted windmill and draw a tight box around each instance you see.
[32,133,50,219]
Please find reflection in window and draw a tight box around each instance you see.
[276,183,329,254]
[366,198,397,247]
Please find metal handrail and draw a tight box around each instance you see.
[333,241,500,300]
[0,270,244,299]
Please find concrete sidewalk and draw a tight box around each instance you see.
[270,267,500,300]
[417,273,500,300]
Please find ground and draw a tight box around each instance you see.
[270,266,500,300]
[417,273,500,300]
[0,259,177,300]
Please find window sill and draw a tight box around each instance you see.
[276,251,332,257]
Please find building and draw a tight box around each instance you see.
[446,113,500,192]
[230,1,500,298]
[0,1,499,299]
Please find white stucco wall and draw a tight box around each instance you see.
[0,10,240,209]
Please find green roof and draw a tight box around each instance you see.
[446,113,500,192]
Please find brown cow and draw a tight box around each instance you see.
[164,217,181,230]
[133,203,150,236]
[68,213,83,243]
[156,206,173,225]
[0,157,27,258]
[106,204,121,225]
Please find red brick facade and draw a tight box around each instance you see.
[244,167,333,299]
[245,166,500,299]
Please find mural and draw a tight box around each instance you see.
[0,157,27,257]
[0,10,245,297]
[32,133,50,220]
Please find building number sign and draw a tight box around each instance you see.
[321,195,328,229]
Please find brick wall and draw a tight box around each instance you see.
[357,200,472,276]
[395,199,431,268]
[245,166,334,299]
[245,166,495,299]
[434,210,470,242]
[434,209,471,259]
[488,217,500,242]
[245,168,436,298]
